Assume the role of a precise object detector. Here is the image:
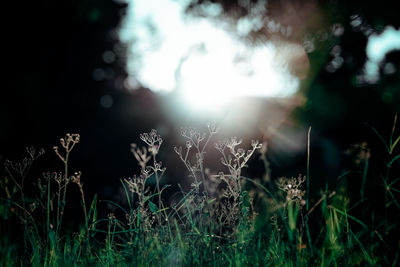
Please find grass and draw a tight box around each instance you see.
[1,119,400,266]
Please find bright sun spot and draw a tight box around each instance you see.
[364,26,400,83]
[118,0,300,111]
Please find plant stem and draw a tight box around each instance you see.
[153,154,162,209]
[57,151,69,236]
[305,126,313,255]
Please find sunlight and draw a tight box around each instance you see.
[118,0,300,111]
[364,26,400,83]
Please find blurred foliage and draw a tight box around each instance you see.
[185,0,400,135]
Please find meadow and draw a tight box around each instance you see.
[1,117,400,267]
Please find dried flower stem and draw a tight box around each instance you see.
[53,133,80,234]
[71,171,88,232]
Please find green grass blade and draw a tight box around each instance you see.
[365,122,390,153]
[391,135,400,152]
[350,229,373,264]
[120,179,132,210]
[388,154,400,167]
[330,206,367,229]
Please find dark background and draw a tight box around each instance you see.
[1,0,399,207]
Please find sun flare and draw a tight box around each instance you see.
[119,0,300,111]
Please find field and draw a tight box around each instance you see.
[1,117,400,266]
[1,1,400,266]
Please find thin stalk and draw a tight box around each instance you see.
[56,180,62,233]
[306,126,311,210]
[305,126,313,255]
[196,146,208,193]
[389,113,397,155]
[46,176,51,264]
[199,130,215,193]
[385,166,390,234]
[78,184,88,232]
[153,153,162,209]
[361,152,369,201]
[56,152,69,236]
[47,178,51,236]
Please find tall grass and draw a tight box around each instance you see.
[1,118,400,266]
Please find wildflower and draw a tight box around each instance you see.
[276,175,306,205]
[71,171,82,184]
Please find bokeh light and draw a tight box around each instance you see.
[118,0,301,112]
[364,26,400,83]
